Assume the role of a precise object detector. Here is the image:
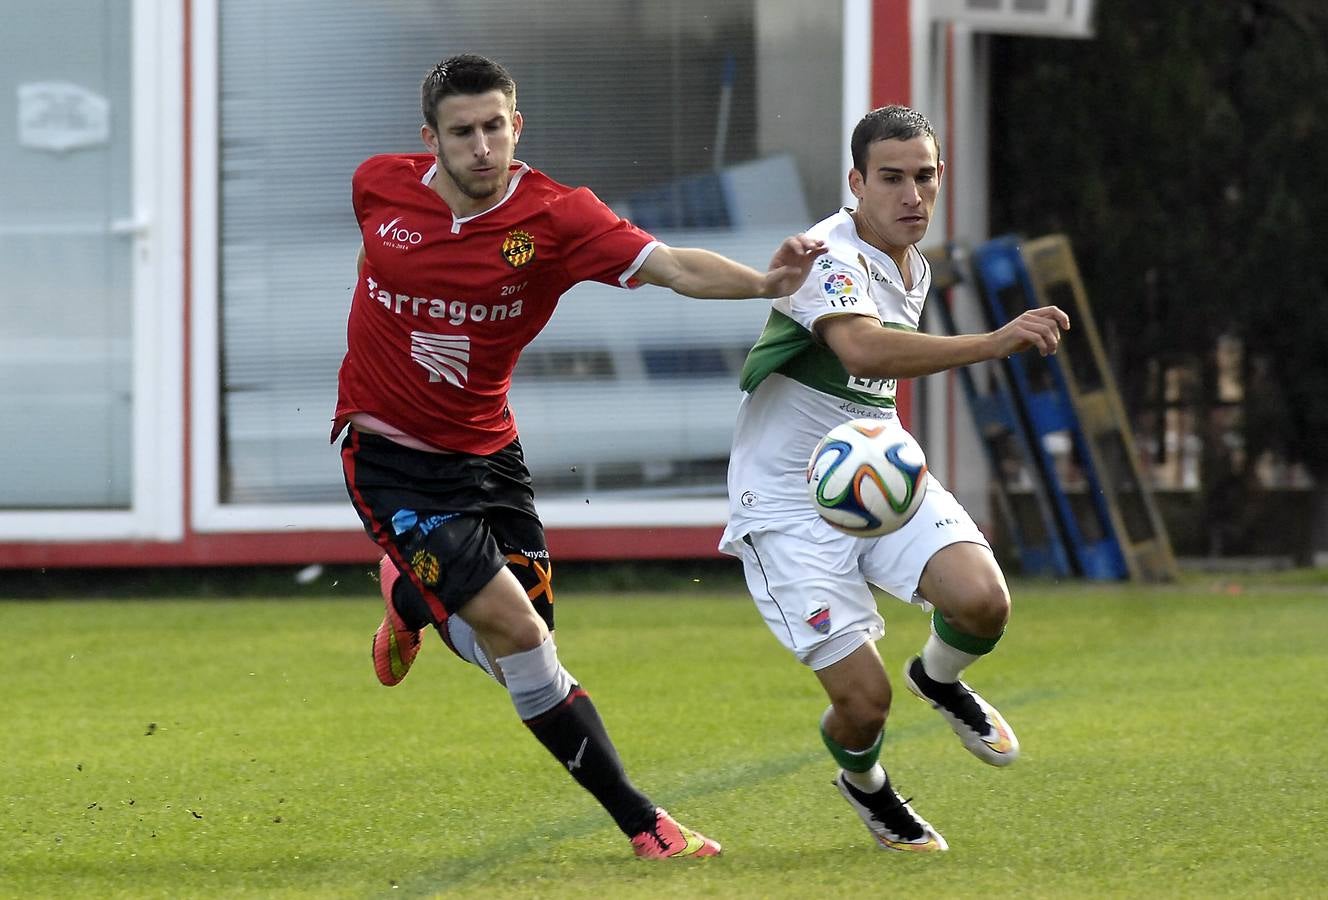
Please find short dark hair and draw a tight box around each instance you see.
[850,105,939,172]
[421,54,517,130]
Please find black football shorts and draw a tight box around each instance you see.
[340,429,554,628]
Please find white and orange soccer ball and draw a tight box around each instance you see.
[806,419,929,537]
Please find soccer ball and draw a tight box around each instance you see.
[806,419,929,537]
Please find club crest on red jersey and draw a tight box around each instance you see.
[501,230,536,268]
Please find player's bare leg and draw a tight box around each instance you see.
[905,542,1020,766]
[439,609,507,682]
[816,642,946,852]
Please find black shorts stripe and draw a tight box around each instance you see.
[341,430,451,622]
[744,532,796,647]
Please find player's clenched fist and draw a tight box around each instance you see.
[996,305,1071,357]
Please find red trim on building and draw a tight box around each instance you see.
[872,0,914,428]
[943,24,959,484]
[181,0,195,542]
[0,527,725,570]
[548,526,725,560]
[872,0,912,105]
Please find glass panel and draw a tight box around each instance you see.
[217,0,842,504]
[0,2,134,508]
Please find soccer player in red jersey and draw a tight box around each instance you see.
[334,54,824,860]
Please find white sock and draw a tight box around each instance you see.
[496,637,575,720]
[444,615,499,680]
[843,765,886,793]
[920,632,982,683]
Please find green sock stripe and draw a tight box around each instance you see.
[820,722,883,773]
[931,609,1002,655]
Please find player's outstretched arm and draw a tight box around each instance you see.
[821,305,1071,380]
[636,235,826,300]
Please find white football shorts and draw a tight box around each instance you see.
[723,475,992,671]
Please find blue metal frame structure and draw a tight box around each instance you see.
[926,247,1075,577]
[968,236,1130,580]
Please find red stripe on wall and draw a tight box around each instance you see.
[943,24,959,484]
[182,0,195,541]
[0,527,726,570]
[872,0,914,428]
[872,0,912,106]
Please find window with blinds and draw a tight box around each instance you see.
[217,0,842,504]
[0,1,134,509]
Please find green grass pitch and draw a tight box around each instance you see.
[2,570,1325,898]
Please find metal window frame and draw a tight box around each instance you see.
[0,0,185,542]
[189,0,873,534]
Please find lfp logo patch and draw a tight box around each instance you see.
[806,607,832,635]
[821,271,856,300]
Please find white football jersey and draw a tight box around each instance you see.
[721,208,932,548]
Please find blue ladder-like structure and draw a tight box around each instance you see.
[966,235,1176,581]
[1018,235,1178,581]
[926,248,1076,578]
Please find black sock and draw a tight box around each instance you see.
[390,577,434,631]
[524,686,656,836]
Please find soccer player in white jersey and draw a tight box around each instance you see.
[719,106,1070,852]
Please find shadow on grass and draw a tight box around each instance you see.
[397,689,1060,897]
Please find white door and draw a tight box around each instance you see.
[0,0,182,539]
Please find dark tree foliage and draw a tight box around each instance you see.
[989,0,1328,556]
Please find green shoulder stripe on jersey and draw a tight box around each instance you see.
[739,310,813,393]
[738,309,915,408]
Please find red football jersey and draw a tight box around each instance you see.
[334,154,659,454]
